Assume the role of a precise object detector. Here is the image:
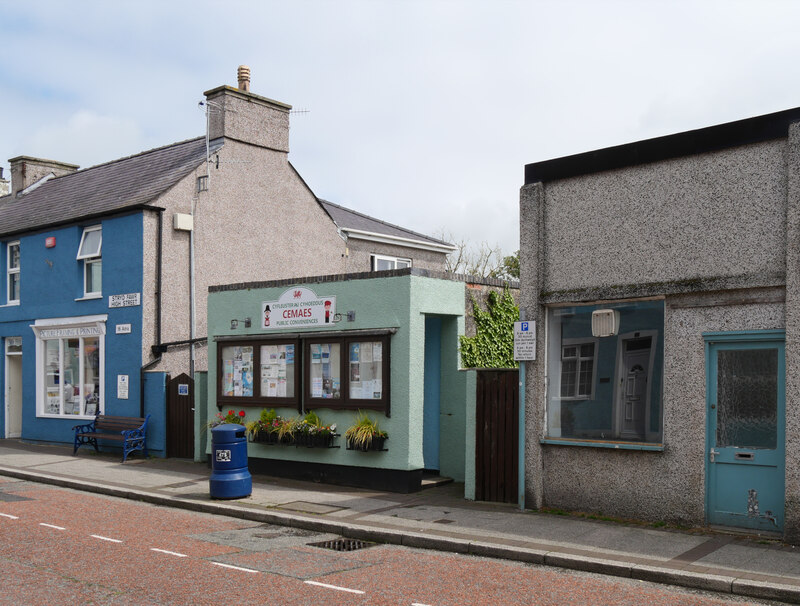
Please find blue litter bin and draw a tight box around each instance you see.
[209,424,252,499]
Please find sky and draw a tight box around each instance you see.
[3,0,800,258]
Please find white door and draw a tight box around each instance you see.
[618,337,652,441]
[5,351,22,438]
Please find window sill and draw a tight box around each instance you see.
[75,294,102,302]
[0,301,20,307]
[541,437,664,451]
[37,414,98,420]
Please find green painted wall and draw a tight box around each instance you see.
[206,273,468,476]
[462,369,478,499]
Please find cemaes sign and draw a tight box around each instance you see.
[262,287,336,330]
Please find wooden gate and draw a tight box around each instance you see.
[475,369,519,503]
[167,373,194,458]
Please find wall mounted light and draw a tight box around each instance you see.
[230,318,252,330]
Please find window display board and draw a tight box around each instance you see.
[218,340,300,408]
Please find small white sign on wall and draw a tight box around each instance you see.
[109,293,141,308]
[117,375,129,399]
[115,324,132,334]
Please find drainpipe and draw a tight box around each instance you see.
[518,309,526,511]
[140,209,164,417]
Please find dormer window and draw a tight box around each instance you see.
[77,226,102,297]
[7,241,19,304]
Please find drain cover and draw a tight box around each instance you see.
[308,538,376,552]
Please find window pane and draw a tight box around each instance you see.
[560,359,576,396]
[396,259,411,269]
[9,272,19,301]
[578,359,594,396]
[45,340,61,414]
[259,343,295,398]
[580,343,594,358]
[349,341,383,399]
[82,338,100,415]
[375,258,394,270]
[78,229,102,258]
[8,244,19,269]
[85,259,102,294]
[62,339,80,414]
[562,346,577,359]
[220,345,254,397]
[717,349,777,449]
[310,343,341,398]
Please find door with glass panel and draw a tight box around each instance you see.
[705,331,785,531]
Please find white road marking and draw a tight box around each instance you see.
[304,580,365,595]
[0,513,19,519]
[211,562,259,574]
[412,603,434,606]
[91,534,122,543]
[151,548,188,558]
[39,523,66,530]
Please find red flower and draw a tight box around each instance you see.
[239,410,246,417]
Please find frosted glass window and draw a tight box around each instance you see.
[717,349,777,449]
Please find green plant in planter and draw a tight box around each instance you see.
[277,417,299,443]
[345,411,388,451]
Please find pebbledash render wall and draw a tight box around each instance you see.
[205,269,467,491]
[141,129,346,376]
[520,121,800,537]
[346,240,447,273]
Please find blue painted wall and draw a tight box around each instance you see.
[0,212,153,446]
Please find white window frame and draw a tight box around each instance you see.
[559,338,598,400]
[32,315,106,419]
[371,254,412,271]
[77,226,102,298]
[7,241,19,305]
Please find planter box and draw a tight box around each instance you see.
[346,435,388,452]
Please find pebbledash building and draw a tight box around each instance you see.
[520,106,800,540]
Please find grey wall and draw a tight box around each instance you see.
[541,140,787,298]
[521,133,800,533]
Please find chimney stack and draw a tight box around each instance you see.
[203,66,292,153]
[9,156,79,196]
[0,168,9,197]
[237,65,251,92]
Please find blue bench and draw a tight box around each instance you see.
[73,414,150,462]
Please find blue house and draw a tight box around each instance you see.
[0,68,453,457]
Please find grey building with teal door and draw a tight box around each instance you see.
[520,107,800,539]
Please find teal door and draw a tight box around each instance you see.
[705,331,785,532]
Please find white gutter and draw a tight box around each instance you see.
[342,228,457,254]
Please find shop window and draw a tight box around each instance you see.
[34,319,104,418]
[7,241,19,304]
[546,300,663,444]
[77,226,102,297]
[218,340,301,408]
[371,254,411,271]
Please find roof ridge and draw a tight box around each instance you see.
[318,198,449,246]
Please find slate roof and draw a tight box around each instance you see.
[0,137,221,238]
[318,199,453,249]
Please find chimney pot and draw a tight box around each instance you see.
[237,65,251,92]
